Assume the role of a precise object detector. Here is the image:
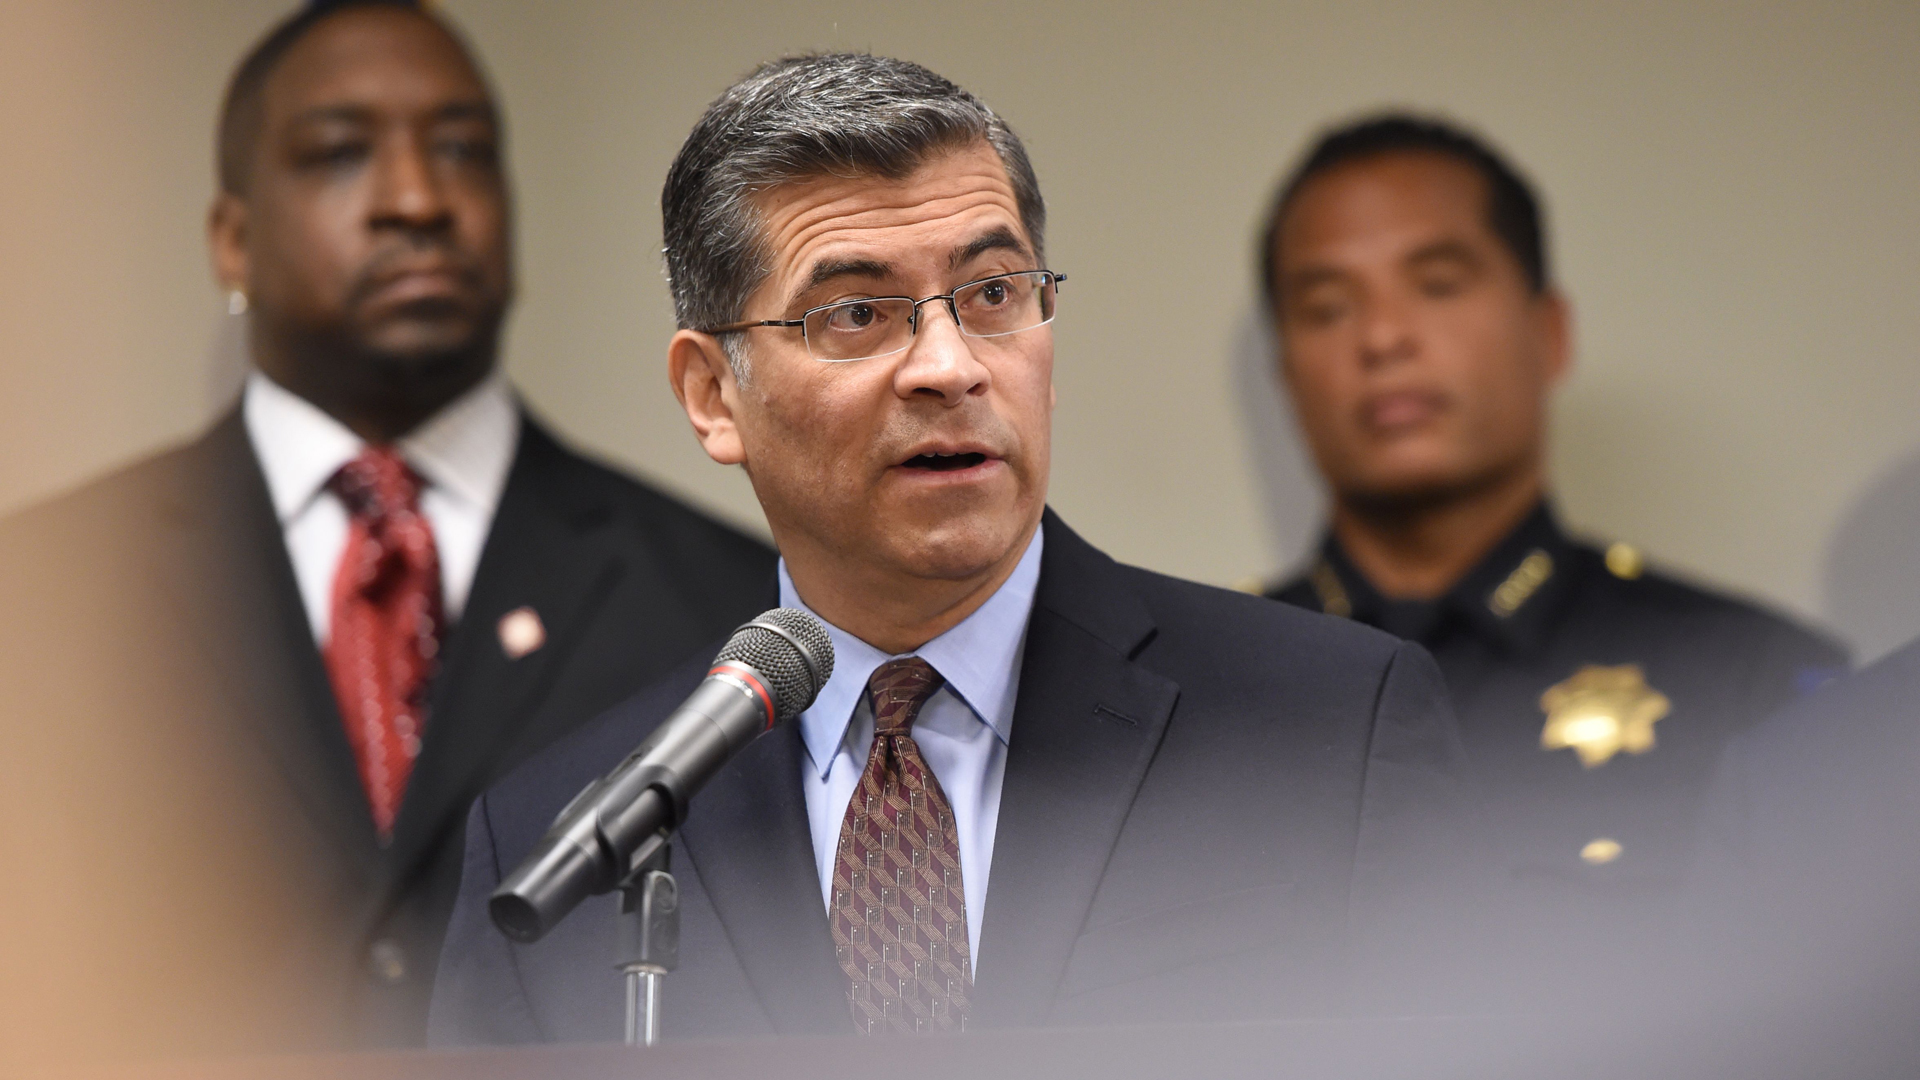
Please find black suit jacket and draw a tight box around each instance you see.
[428,512,1480,1046]
[1658,639,1920,1073]
[0,405,775,1056]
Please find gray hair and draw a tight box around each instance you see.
[662,53,1047,381]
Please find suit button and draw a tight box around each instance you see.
[369,939,407,984]
[1580,838,1623,865]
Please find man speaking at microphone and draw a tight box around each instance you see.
[431,53,1478,1043]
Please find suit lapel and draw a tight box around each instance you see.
[677,720,851,1035]
[390,420,627,868]
[592,513,1175,1032]
[148,411,381,869]
[970,512,1180,1028]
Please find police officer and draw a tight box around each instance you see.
[1257,114,1847,906]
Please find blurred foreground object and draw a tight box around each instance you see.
[1256,114,1847,991]
[1679,638,1920,1074]
[0,0,773,1067]
[48,1013,1828,1080]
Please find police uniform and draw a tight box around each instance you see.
[1268,502,1848,892]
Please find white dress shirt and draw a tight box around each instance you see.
[241,370,519,645]
[783,526,1044,971]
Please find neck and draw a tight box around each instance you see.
[783,518,1040,656]
[1330,463,1544,601]
[252,329,496,444]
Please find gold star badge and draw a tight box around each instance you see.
[1539,664,1671,768]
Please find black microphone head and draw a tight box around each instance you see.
[714,608,834,721]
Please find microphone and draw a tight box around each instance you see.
[489,608,834,943]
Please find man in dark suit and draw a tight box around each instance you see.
[1659,639,1920,1075]
[1255,115,1846,917]
[0,0,771,1062]
[429,53,1478,1046]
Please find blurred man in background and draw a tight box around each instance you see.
[0,0,771,1060]
[1257,114,1846,964]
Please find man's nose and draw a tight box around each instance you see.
[369,133,453,233]
[895,302,991,404]
[1358,294,1418,369]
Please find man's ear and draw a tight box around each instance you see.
[668,329,747,466]
[208,192,250,295]
[1537,288,1574,386]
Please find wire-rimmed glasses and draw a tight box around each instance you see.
[702,270,1064,363]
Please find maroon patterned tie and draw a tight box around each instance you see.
[830,658,972,1034]
[324,446,444,841]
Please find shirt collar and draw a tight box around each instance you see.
[242,369,519,524]
[783,523,1045,780]
[398,370,519,514]
[1446,501,1572,648]
[1315,500,1573,652]
[243,372,362,524]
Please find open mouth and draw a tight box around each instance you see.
[902,451,989,472]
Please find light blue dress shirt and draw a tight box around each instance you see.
[781,525,1044,971]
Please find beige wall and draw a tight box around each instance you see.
[4,1,1916,654]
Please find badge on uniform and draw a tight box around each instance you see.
[1539,664,1671,767]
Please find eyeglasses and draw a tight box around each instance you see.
[702,270,1064,363]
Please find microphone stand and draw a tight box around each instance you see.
[614,832,678,1047]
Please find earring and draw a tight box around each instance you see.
[227,289,248,316]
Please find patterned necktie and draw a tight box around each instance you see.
[324,446,444,840]
[830,657,972,1035]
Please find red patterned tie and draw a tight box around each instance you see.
[830,658,972,1034]
[324,446,444,840]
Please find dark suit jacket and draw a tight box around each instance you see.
[428,511,1481,1046]
[1660,639,1920,1074]
[0,405,775,1057]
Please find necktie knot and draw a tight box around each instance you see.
[332,446,425,523]
[331,447,436,598]
[867,657,944,736]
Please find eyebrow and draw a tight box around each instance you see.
[948,226,1030,270]
[1281,265,1347,294]
[1282,236,1485,294]
[288,104,376,127]
[791,227,1034,306]
[287,99,498,129]
[434,101,499,125]
[796,257,895,299]
[1405,238,1482,269]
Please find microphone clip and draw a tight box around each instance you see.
[615,839,678,1047]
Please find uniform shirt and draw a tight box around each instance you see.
[783,525,1044,970]
[1268,502,1849,891]
[242,370,519,644]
